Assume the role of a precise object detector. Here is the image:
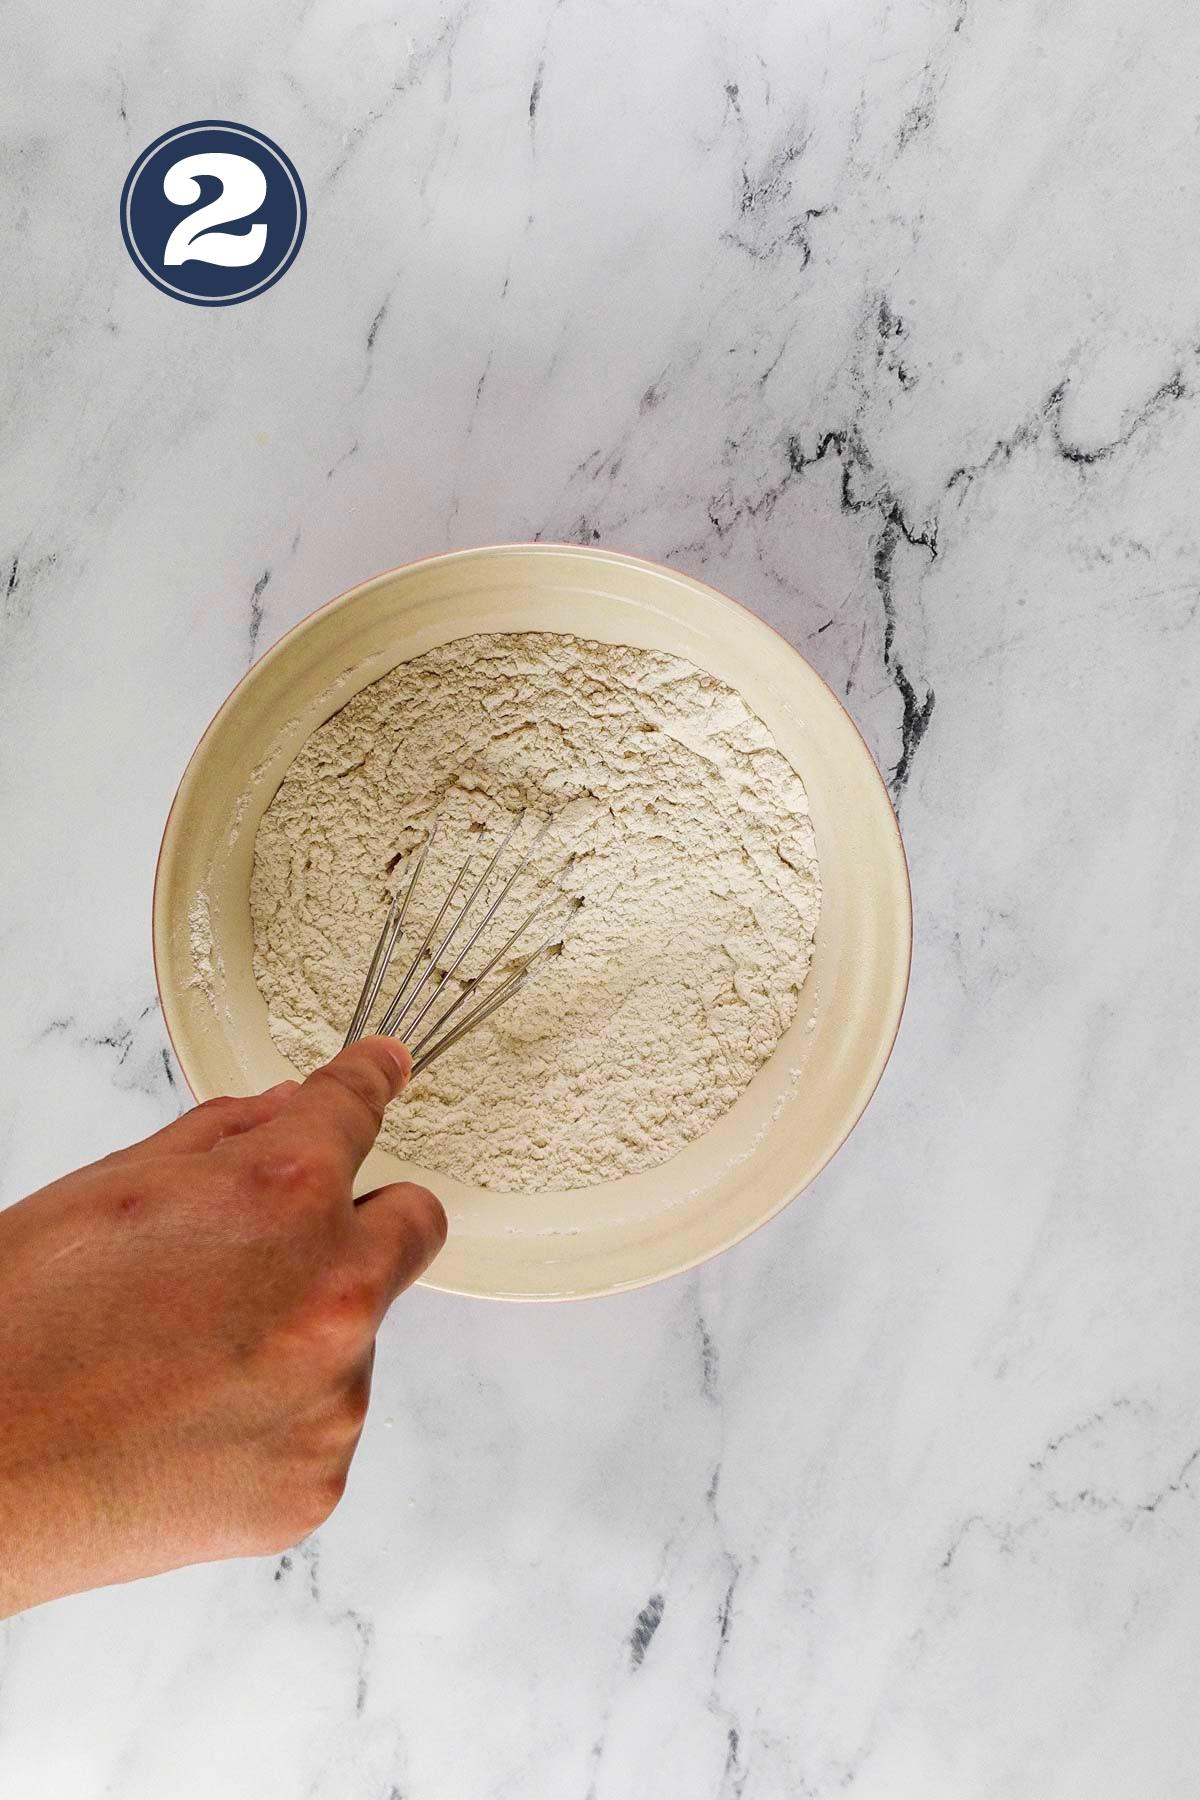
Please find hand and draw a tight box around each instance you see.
[0,1037,446,1619]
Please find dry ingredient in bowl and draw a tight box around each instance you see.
[249,631,821,1192]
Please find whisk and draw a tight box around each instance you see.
[342,809,582,1076]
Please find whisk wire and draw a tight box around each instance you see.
[410,937,566,1074]
[382,808,528,1038]
[374,844,476,1038]
[341,811,581,1077]
[406,891,579,1054]
[341,817,440,1048]
[391,813,560,1042]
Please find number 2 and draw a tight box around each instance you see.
[162,153,267,268]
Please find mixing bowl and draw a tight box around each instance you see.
[153,543,911,1300]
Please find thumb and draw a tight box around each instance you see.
[261,1036,413,1188]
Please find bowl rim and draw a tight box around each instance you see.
[152,539,914,1300]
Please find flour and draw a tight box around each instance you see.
[248,631,821,1192]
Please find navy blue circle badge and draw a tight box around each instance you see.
[120,121,306,305]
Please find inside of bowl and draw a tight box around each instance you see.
[154,544,910,1299]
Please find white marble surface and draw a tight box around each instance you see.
[3,0,1200,1792]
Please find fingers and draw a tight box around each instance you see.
[354,1180,448,1305]
[268,1038,412,1187]
[101,1081,302,1167]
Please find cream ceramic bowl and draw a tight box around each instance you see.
[154,543,911,1301]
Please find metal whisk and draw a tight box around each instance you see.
[342,809,581,1076]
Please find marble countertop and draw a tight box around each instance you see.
[3,0,1200,1793]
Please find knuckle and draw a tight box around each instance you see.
[196,1094,239,1116]
[260,1467,350,1549]
[195,1095,250,1133]
[316,1466,349,1518]
[244,1143,338,1200]
[312,1059,388,1123]
[300,1271,379,1345]
[298,1470,348,1534]
[341,1371,372,1430]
